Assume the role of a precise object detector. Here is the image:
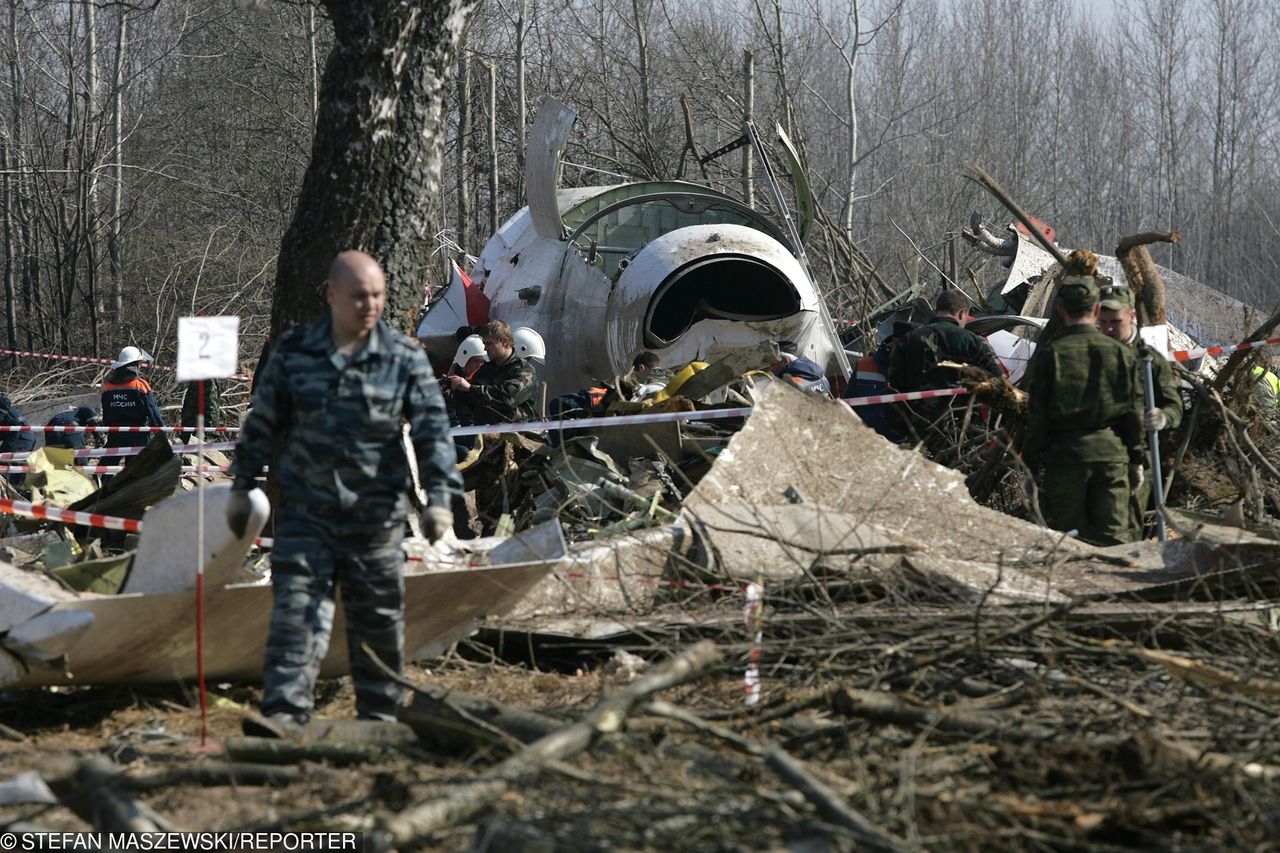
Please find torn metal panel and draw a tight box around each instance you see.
[505,524,706,620]
[2,561,555,688]
[683,382,1280,602]
[123,484,269,594]
[525,96,577,240]
[683,500,916,582]
[685,381,1088,567]
[0,502,565,687]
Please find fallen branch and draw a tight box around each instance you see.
[831,687,1056,743]
[127,763,305,790]
[223,737,404,766]
[43,756,176,833]
[962,163,1068,267]
[764,746,906,851]
[1212,309,1280,395]
[374,641,721,846]
[1143,730,1280,783]
[1132,648,1280,700]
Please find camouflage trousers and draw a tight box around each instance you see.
[1127,467,1154,542]
[260,516,407,723]
[1040,461,1132,547]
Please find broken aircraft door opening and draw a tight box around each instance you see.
[645,255,801,347]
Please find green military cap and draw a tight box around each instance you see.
[1099,282,1135,311]
[1057,275,1100,312]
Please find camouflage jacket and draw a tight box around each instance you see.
[451,354,538,423]
[1021,324,1144,468]
[229,315,462,523]
[888,317,1003,392]
[1129,338,1184,433]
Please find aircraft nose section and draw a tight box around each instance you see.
[644,254,802,347]
[606,224,820,366]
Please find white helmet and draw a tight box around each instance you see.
[452,335,488,367]
[111,345,144,370]
[513,327,546,364]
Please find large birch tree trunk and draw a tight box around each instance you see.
[270,0,478,337]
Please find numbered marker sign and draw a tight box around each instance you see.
[177,316,240,381]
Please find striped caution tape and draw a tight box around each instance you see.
[449,386,972,438]
[0,465,229,474]
[1168,334,1280,363]
[0,425,240,433]
[0,496,143,532]
[0,346,253,381]
[0,496,271,547]
[0,441,239,462]
[837,386,968,407]
[449,405,754,437]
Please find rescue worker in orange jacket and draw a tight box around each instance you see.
[844,322,917,442]
[101,346,164,462]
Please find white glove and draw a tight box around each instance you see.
[422,506,454,544]
[225,489,254,539]
[1144,407,1167,432]
[1129,465,1145,489]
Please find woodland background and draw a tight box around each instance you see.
[2,0,1277,368]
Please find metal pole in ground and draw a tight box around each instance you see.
[1142,355,1167,542]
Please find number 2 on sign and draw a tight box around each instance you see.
[198,330,211,358]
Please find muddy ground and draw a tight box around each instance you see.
[5,579,1280,853]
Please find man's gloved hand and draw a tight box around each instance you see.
[1144,407,1167,432]
[422,506,454,544]
[226,489,254,539]
[1129,464,1146,489]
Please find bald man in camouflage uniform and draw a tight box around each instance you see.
[1021,276,1145,546]
[228,251,461,738]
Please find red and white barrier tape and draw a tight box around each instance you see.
[0,496,142,532]
[0,465,229,474]
[0,425,239,433]
[0,348,150,370]
[0,496,271,547]
[743,581,764,706]
[0,347,252,381]
[450,386,971,438]
[0,441,239,462]
[450,405,754,437]
[839,386,968,407]
[1169,334,1280,363]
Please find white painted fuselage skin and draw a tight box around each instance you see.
[418,189,836,397]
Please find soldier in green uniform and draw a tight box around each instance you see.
[1097,283,1184,540]
[227,251,462,738]
[888,289,1003,442]
[1021,276,1145,546]
[888,289,1004,393]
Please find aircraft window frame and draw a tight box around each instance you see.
[565,192,789,275]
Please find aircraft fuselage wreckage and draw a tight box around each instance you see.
[417,97,849,395]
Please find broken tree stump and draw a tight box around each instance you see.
[397,687,562,756]
[1115,230,1178,327]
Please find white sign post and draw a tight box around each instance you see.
[176,315,239,747]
